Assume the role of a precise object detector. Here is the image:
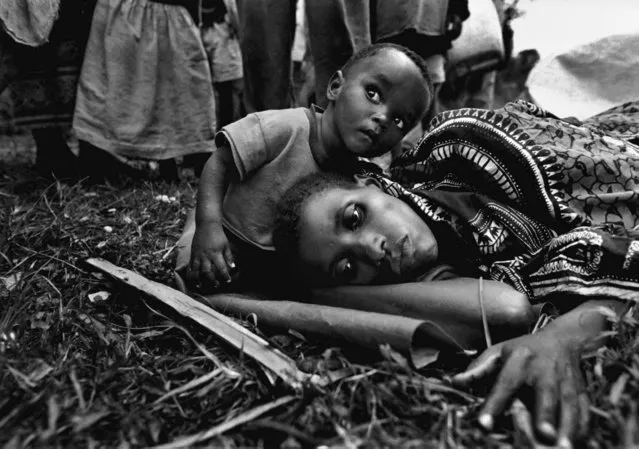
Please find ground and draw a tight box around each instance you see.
[0,127,638,448]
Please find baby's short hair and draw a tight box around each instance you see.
[341,43,433,99]
[273,172,358,270]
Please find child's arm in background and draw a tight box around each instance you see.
[189,143,238,287]
[309,278,535,350]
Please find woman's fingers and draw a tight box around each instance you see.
[452,346,502,386]
[534,377,559,441]
[578,393,590,438]
[478,348,530,428]
[555,366,583,448]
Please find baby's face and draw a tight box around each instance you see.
[332,49,430,157]
[297,184,439,286]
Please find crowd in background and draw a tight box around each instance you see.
[0,0,517,182]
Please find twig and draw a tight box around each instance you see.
[148,395,297,449]
[85,258,307,390]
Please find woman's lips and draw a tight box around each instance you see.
[399,235,412,275]
[387,235,409,276]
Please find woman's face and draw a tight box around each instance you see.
[297,184,439,286]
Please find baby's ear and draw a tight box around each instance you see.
[353,173,383,189]
[326,70,345,101]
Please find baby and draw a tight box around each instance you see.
[186,43,433,291]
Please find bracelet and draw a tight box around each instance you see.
[478,277,493,348]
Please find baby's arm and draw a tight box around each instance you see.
[309,278,534,350]
[189,144,238,287]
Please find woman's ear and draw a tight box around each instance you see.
[353,173,383,189]
[326,70,345,101]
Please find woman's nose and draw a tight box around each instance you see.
[358,232,386,262]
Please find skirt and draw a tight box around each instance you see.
[73,0,216,160]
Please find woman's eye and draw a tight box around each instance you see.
[344,204,364,230]
[394,118,405,130]
[335,259,356,283]
[366,88,380,103]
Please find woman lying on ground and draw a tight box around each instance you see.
[272,100,639,447]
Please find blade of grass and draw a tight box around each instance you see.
[153,369,223,405]
[148,395,297,449]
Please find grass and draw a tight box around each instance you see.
[1,135,638,448]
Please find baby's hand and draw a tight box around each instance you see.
[188,224,236,288]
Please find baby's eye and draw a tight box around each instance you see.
[394,118,405,130]
[334,258,357,283]
[344,204,364,230]
[366,88,380,103]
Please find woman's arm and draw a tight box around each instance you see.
[309,277,535,349]
[453,298,628,446]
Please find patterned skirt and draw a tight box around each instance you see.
[73,0,217,160]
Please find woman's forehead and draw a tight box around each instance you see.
[304,188,349,224]
[301,188,358,243]
[307,185,369,212]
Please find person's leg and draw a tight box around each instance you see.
[33,127,78,180]
[158,159,180,183]
[464,70,497,109]
[78,140,144,184]
[305,0,371,108]
[236,0,297,112]
[230,78,245,122]
[215,81,235,128]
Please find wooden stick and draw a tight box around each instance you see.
[85,258,306,390]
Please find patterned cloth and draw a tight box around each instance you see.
[0,0,95,132]
[366,101,639,304]
[393,100,639,230]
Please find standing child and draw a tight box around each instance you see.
[201,0,244,128]
[182,43,432,292]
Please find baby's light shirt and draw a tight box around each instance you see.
[218,107,322,251]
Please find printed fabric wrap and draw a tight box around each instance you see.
[365,100,639,303]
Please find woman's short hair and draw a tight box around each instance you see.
[273,172,358,271]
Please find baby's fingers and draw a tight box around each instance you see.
[200,258,220,286]
[187,257,202,282]
[223,246,236,274]
[212,252,232,284]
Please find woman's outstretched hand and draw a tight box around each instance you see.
[452,299,624,447]
[452,329,589,448]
